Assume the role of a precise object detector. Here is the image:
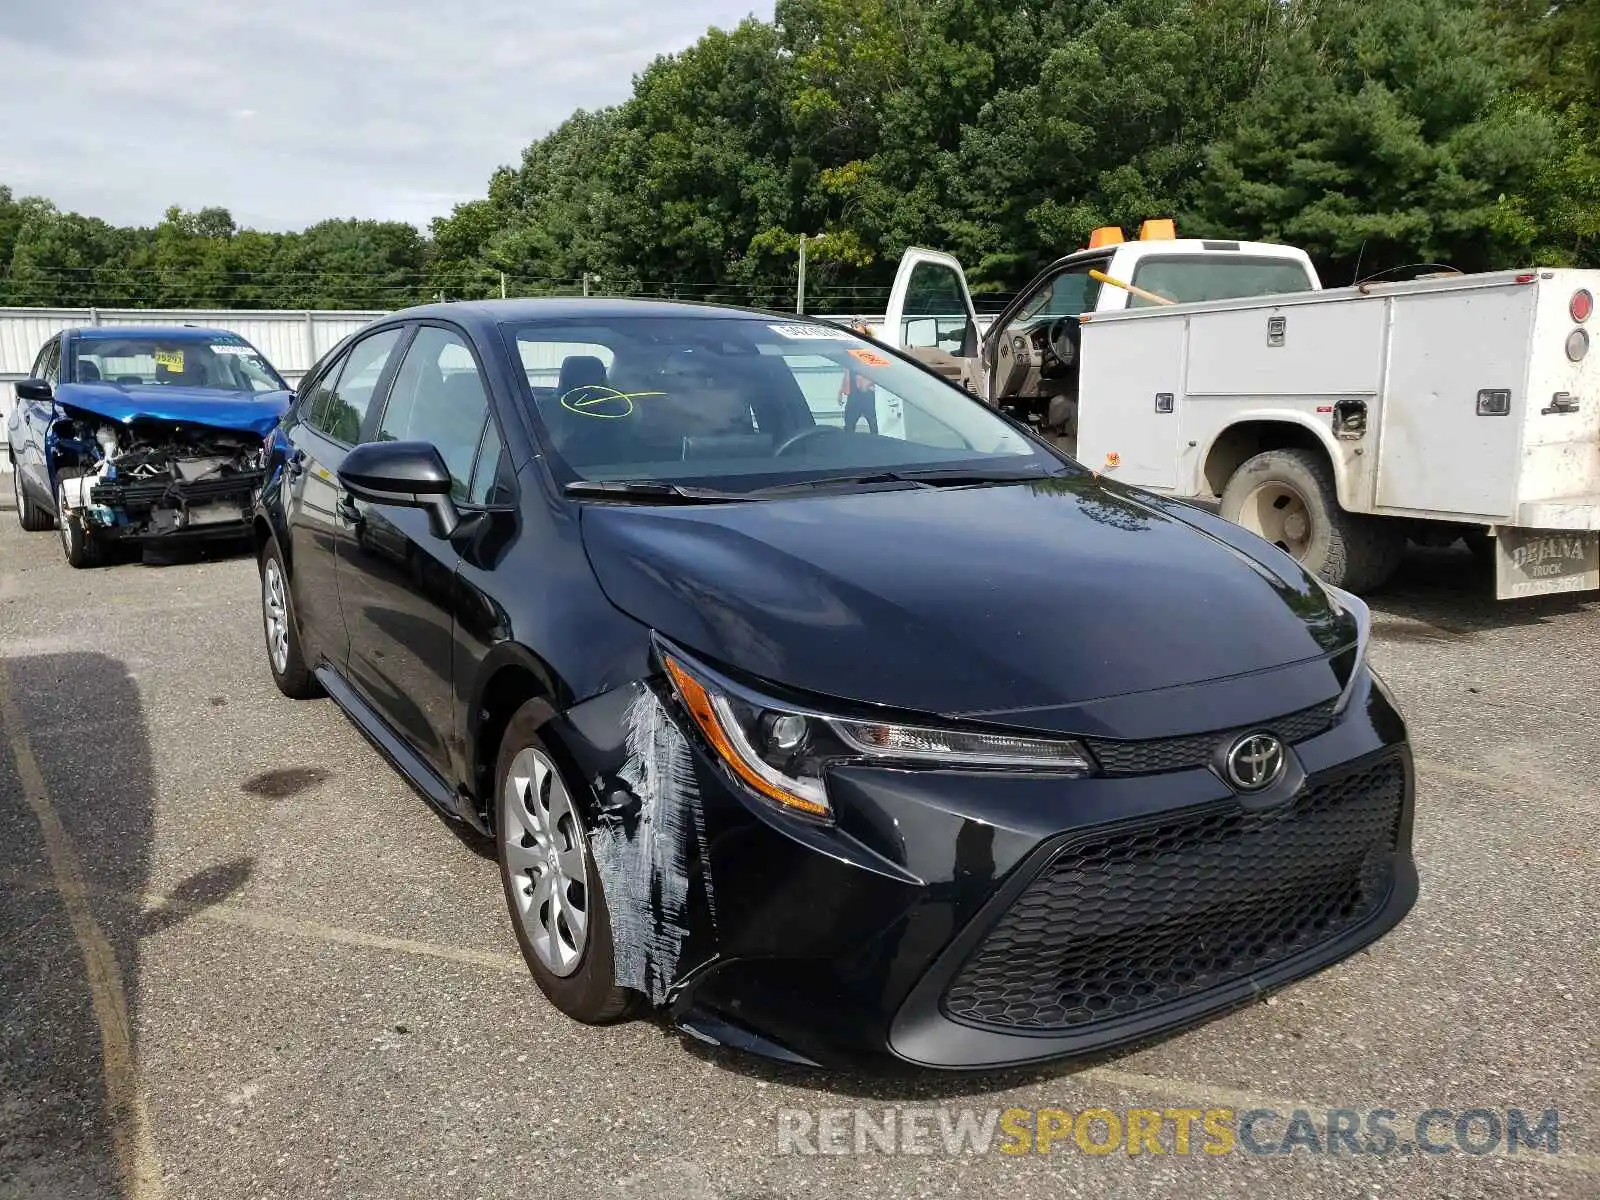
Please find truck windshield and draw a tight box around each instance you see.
[72,334,288,393]
[507,315,1059,492]
[1128,256,1313,307]
[1015,266,1105,322]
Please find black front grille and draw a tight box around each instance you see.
[943,757,1406,1032]
[1086,701,1335,776]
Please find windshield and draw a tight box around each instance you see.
[71,334,288,393]
[1015,266,1105,322]
[506,316,1063,491]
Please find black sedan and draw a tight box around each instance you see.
[252,300,1416,1071]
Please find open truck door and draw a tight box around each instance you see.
[881,248,982,395]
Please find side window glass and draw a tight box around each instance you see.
[467,417,512,506]
[378,327,490,501]
[299,353,349,431]
[36,340,61,385]
[309,328,401,444]
[901,263,971,352]
[1018,268,1102,321]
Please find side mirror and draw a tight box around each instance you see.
[15,378,52,402]
[337,440,461,539]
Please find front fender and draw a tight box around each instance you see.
[1199,410,1361,511]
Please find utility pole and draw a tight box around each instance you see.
[583,272,591,297]
[796,235,807,315]
[500,272,506,299]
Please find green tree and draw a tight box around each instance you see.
[1196,0,1558,281]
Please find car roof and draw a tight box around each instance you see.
[387,297,789,327]
[71,325,248,341]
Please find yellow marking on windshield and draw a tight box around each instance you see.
[153,349,184,372]
[558,386,665,419]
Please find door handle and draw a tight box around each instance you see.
[284,448,307,480]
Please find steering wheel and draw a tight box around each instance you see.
[775,425,848,457]
[1047,317,1080,368]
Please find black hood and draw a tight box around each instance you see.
[580,476,1356,736]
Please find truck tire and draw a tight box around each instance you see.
[1220,448,1403,593]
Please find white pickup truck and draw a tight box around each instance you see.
[876,225,1600,599]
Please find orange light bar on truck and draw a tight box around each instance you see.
[1087,227,1125,249]
[1139,219,1177,241]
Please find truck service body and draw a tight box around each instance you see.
[877,227,1600,599]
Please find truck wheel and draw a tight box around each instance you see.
[12,462,54,532]
[57,488,105,569]
[1221,448,1403,593]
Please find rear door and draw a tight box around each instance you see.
[282,326,408,670]
[882,249,981,394]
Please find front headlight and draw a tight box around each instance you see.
[1322,583,1372,717]
[661,650,1091,820]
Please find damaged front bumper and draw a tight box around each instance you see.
[556,666,1415,1073]
[83,469,265,538]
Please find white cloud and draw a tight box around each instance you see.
[0,0,766,231]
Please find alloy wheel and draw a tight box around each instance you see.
[262,558,291,675]
[501,746,591,977]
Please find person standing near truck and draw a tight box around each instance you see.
[838,323,879,434]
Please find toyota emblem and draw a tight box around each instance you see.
[1225,733,1286,792]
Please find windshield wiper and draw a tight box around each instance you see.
[562,479,747,504]
[747,468,1053,496]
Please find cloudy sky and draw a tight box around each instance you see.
[1,0,765,232]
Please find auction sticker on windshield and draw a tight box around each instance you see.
[154,349,184,371]
[769,323,857,341]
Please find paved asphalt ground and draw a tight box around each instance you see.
[0,496,1595,1200]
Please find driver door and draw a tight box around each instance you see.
[881,249,982,398]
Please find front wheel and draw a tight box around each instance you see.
[57,488,104,569]
[495,705,635,1024]
[1220,448,1403,593]
[259,539,322,698]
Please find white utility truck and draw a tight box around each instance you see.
[876,222,1600,599]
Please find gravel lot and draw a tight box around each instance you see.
[0,498,1595,1200]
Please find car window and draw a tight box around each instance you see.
[506,316,1045,490]
[467,416,513,507]
[308,328,402,444]
[299,350,350,432]
[1016,265,1104,322]
[899,260,974,353]
[1128,256,1314,307]
[378,326,491,501]
[34,339,61,385]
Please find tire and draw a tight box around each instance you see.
[1220,447,1403,593]
[495,704,635,1024]
[57,487,105,569]
[12,462,54,532]
[259,539,322,699]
